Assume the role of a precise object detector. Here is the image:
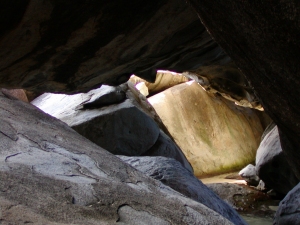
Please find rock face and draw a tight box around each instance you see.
[148,81,264,177]
[0,0,229,94]
[32,83,193,172]
[256,125,299,195]
[187,0,300,181]
[0,91,234,225]
[183,63,262,110]
[274,182,300,224]
[118,156,246,225]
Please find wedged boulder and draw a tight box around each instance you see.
[274,182,300,224]
[0,91,234,225]
[148,81,264,177]
[130,71,189,96]
[118,156,246,225]
[256,125,299,195]
[183,63,262,110]
[32,85,160,156]
[239,164,260,186]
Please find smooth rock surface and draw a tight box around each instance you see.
[0,91,233,225]
[148,81,264,177]
[274,182,300,224]
[118,156,246,225]
[0,0,229,93]
[1,88,28,102]
[239,164,260,186]
[256,126,299,195]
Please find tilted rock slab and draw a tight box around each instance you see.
[0,91,234,224]
[256,125,299,195]
[118,156,246,225]
[148,81,264,177]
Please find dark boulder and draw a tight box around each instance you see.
[256,126,299,195]
[118,156,246,225]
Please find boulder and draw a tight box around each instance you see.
[0,0,229,93]
[239,164,260,186]
[130,71,189,96]
[118,156,246,225]
[143,130,193,173]
[256,125,299,195]
[1,88,28,102]
[32,85,160,156]
[187,0,300,181]
[274,182,300,224]
[148,81,264,177]
[0,90,233,225]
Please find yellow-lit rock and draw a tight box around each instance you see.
[148,81,264,177]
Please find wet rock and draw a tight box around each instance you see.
[239,164,260,186]
[256,126,299,195]
[118,156,246,225]
[148,81,264,177]
[274,182,300,224]
[0,91,233,225]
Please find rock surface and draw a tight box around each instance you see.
[0,91,234,225]
[118,156,246,225]
[274,182,300,224]
[1,88,28,102]
[0,0,229,94]
[187,0,300,181]
[239,164,260,186]
[148,81,264,177]
[256,126,299,195]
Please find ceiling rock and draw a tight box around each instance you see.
[0,0,229,94]
[187,0,300,179]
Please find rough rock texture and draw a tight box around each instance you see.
[130,71,189,96]
[1,88,28,102]
[148,81,264,177]
[118,156,246,225]
[183,63,262,110]
[256,126,299,195]
[187,0,300,181]
[206,183,275,216]
[239,164,260,187]
[0,91,234,225]
[274,182,300,224]
[0,0,229,94]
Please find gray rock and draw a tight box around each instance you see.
[32,85,160,156]
[118,156,246,225]
[239,164,260,186]
[143,131,193,173]
[0,91,233,225]
[274,182,300,224]
[255,126,299,195]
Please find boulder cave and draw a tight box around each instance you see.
[0,0,300,224]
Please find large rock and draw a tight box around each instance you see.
[32,85,160,156]
[274,182,300,224]
[118,156,246,225]
[0,0,229,94]
[0,91,234,225]
[256,125,299,195]
[187,0,300,181]
[148,81,264,177]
